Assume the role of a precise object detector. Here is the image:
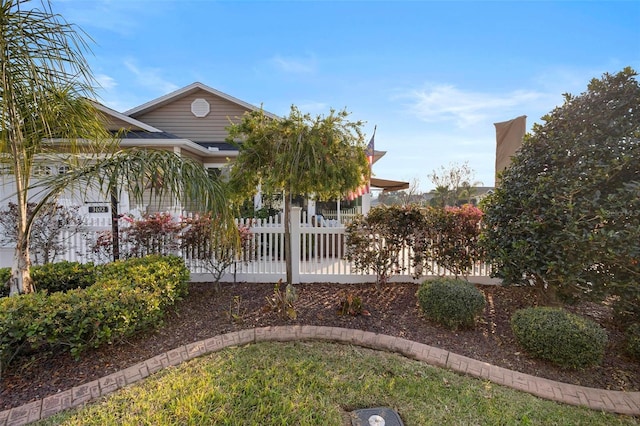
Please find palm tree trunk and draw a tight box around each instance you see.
[10,198,34,295]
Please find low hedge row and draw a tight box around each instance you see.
[0,255,189,367]
[1,261,97,297]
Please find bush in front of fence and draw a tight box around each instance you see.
[345,205,425,287]
[510,306,608,369]
[30,261,97,293]
[0,255,189,369]
[1,262,96,298]
[345,204,486,285]
[413,204,485,277]
[417,277,486,330]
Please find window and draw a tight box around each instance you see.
[33,165,53,176]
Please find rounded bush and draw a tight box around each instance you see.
[511,307,608,369]
[417,278,486,330]
[626,323,640,361]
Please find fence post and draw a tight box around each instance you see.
[290,207,301,284]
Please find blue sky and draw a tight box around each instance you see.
[55,0,639,192]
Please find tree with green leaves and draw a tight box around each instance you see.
[227,106,369,284]
[481,67,640,306]
[1,0,235,295]
[428,161,481,207]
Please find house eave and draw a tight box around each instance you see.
[118,138,239,159]
[90,101,164,133]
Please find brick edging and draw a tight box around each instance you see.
[2,326,639,425]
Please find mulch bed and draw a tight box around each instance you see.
[1,281,638,411]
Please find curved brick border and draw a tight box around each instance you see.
[2,326,639,425]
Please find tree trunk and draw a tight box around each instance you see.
[10,223,34,296]
[9,175,34,295]
[284,193,292,285]
[110,186,120,262]
[534,275,560,306]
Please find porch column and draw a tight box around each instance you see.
[362,193,372,216]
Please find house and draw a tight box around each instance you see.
[0,82,408,229]
[92,82,408,218]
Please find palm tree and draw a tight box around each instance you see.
[0,0,111,294]
[430,185,451,208]
[1,1,234,295]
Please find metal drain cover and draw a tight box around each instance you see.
[350,407,404,426]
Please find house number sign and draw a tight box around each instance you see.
[88,206,109,214]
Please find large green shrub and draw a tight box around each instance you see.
[0,267,9,298]
[510,307,608,369]
[30,261,97,293]
[482,68,640,302]
[626,323,640,361]
[0,255,189,367]
[417,278,486,330]
[612,283,640,325]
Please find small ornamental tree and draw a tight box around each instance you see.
[345,205,424,288]
[482,67,640,305]
[227,106,369,285]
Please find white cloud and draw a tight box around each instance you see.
[270,54,316,73]
[95,73,117,90]
[123,59,179,95]
[296,101,330,115]
[400,84,548,128]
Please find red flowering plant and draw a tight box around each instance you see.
[91,213,182,262]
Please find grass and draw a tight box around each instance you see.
[37,341,637,426]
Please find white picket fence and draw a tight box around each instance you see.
[54,207,498,284]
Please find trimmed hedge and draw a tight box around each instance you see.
[417,278,486,330]
[30,261,97,293]
[0,255,189,366]
[1,262,96,298]
[511,307,608,369]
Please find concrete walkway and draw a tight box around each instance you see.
[2,325,639,425]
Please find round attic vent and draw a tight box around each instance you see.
[191,98,210,117]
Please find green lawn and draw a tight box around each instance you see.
[38,341,638,426]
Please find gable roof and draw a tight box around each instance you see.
[91,101,163,133]
[124,82,280,120]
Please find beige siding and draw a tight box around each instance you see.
[102,115,143,132]
[131,89,251,142]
